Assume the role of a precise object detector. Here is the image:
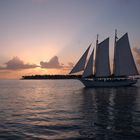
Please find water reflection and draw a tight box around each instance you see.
[80,87,139,139]
[113,87,138,137]
[0,80,140,140]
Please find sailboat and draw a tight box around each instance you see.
[69,31,139,87]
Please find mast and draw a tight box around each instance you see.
[96,34,99,46]
[69,44,91,74]
[94,34,99,75]
[113,29,118,75]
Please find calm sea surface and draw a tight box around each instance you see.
[0,80,140,140]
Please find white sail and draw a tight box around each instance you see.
[69,44,91,74]
[82,49,94,78]
[95,38,111,77]
[114,33,138,76]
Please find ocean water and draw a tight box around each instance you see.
[0,80,140,140]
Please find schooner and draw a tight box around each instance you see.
[69,31,139,87]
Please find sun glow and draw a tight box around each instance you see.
[0,67,70,79]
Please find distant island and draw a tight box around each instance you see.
[22,75,82,80]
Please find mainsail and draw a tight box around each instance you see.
[82,49,94,78]
[114,33,138,76]
[95,38,111,77]
[69,44,91,74]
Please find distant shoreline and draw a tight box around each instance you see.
[22,75,82,80]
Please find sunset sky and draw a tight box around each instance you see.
[0,0,140,79]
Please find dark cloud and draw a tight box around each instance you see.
[40,56,63,69]
[0,56,74,72]
[60,62,74,71]
[63,62,74,69]
[0,57,39,70]
[132,48,140,65]
[67,62,74,68]
[133,47,140,55]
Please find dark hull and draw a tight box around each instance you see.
[80,79,137,88]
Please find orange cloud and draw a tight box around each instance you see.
[133,48,140,64]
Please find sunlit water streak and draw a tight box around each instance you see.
[0,80,140,140]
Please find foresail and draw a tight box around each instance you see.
[69,44,91,74]
[82,49,94,78]
[95,38,111,77]
[114,33,138,76]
